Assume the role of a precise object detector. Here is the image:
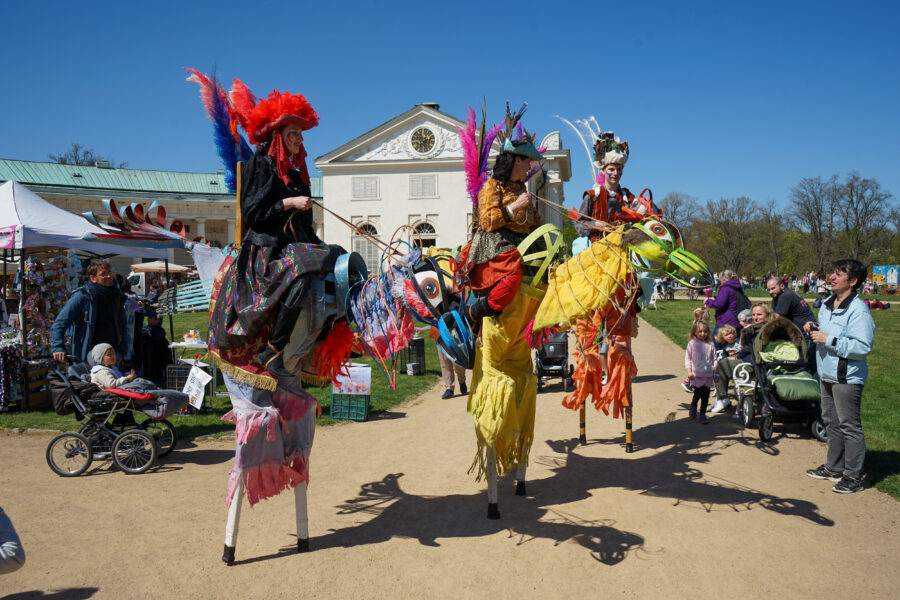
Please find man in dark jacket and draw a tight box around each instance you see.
[766,277,815,329]
[50,260,127,364]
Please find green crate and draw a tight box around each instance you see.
[330,392,370,421]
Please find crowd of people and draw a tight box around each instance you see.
[683,261,876,494]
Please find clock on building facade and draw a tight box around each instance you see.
[410,127,436,154]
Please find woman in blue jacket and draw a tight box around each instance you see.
[804,259,875,494]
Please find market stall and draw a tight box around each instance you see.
[0,181,165,410]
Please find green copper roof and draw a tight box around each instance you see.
[0,159,322,199]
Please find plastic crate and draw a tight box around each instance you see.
[166,364,192,391]
[330,392,370,421]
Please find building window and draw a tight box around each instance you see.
[412,222,437,248]
[353,223,381,273]
[352,177,379,199]
[409,174,437,198]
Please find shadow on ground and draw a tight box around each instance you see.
[2,588,99,600]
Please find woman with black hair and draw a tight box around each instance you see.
[461,139,544,328]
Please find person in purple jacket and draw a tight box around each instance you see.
[704,270,743,333]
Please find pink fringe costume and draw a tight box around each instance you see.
[221,374,319,507]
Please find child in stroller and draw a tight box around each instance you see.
[46,350,190,477]
[740,317,826,442]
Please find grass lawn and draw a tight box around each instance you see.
[0,311,442,438]
[641,298,900,500]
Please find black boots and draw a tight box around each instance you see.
[222,544,235,565]
[256,278,309,377]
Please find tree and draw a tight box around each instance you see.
[48,143,127,168]
[833,172,893,261]
[788,175,837,273]
[659,191,698,235]
[755,199,786,275]
[700,197,758,274]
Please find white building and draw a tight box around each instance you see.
[315,102,571,272]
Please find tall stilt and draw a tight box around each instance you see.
[514,462,527,496]
[579,403,587,445]
[624,405,634,453]
[223,479,244,564]
[486,449,500,519]
[294,482,310,552]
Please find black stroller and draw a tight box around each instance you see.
[739,318,826,442]
[46,362,188,476]
[534,331,571,392]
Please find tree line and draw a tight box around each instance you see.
[659,171,896,276]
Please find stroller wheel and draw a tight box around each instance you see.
[741,394,755,429]
[140,419,177,457]
[758,412,773,442]
[46,432,93,477]
[810,417,828,443]
[112,430,158,474]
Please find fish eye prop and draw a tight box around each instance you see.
[624,217,713,288]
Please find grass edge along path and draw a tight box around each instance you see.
[0,311,442,438]
[640,299,900,500]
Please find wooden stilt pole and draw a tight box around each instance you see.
[624,405,634,453]
[579,403,586,445]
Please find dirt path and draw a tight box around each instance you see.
[2,319,897,599]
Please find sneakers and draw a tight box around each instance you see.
[441,388,453,399]
[681,380,694,393]
[688,405,697,419]
[601,372,608,386]
[459,381,467,395]
[832,475,864,494]
[806,465,842,482]
[698,413,710,424]
[709,398,729,414]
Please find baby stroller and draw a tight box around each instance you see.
[534,330,570,392]
[739,318,826,443]
[45,361,189,476]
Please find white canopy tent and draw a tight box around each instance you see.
[0,181,165,258]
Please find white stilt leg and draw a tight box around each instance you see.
[225,479,244,547]
[294,481,309,541]
[486,449,498,503]
[515,462,526,482]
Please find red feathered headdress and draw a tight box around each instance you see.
[229,78,319,185]
[230,79,319,144]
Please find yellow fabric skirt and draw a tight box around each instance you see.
[467,288,543,480]
[533,230,630,332]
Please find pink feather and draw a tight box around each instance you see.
[458,107,480,206]
[184,68,217,115]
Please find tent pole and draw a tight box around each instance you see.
[19,250,28,411]
[165,259,175,361]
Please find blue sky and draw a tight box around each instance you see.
[2,0,898,208]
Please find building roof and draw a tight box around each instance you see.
[0,159,322,200]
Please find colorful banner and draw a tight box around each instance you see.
[0,225,18,249]
[872,265,899,287]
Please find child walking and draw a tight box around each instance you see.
[684,321,717,424]
[681,307,710,393]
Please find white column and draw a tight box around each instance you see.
[195,218,206,240]
[227,219,236,246]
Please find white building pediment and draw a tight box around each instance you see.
[315,104,465,166]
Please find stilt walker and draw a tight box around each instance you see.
[456,104,562,518]
[186,69,356,564]
[532,119,713,451]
